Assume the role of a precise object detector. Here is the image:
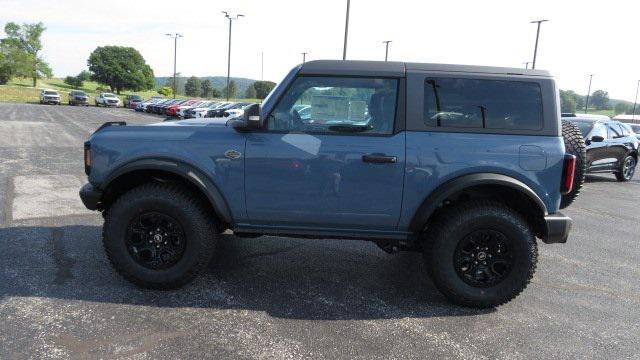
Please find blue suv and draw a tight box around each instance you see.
[80,60,580,308]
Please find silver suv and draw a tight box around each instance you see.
[39,89,61,105]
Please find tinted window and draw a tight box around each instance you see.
[269,77,398,134]
[607,124,623,139]
[424,78,543,130]
[631,124,640,133]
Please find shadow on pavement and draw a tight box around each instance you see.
[0,225,491,320]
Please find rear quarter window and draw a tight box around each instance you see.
[424,78,543,131]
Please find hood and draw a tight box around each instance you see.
[148,118,230,127]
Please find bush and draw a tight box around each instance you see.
[64,75,83,88]
[158,86,173,97]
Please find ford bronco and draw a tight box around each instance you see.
[80,60,583,308]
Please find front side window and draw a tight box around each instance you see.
[590,123,607,139]
[268,77,398,134]
[607,124,623,139]
[424,78,543,131]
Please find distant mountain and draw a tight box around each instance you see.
[155,76,256,95]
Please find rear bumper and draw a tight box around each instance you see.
[542,212,572,244]
[79,183,102,211]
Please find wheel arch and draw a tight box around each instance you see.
[409,173,548,239]
[100,158,233,226]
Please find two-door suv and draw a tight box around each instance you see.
[80,60,580,308]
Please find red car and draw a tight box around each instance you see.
[166,99,198,116]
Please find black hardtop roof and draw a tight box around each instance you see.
[299,60,551,77]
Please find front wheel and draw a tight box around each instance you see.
[103,183,217,289]
[424,201,537,308]
[615,155,636,182]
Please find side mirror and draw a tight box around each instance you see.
[231,103,261,131]
[591,135,605,143]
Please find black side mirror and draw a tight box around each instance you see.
[591,135,605,143]
[231,103,261,131]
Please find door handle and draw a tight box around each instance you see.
[362,154,398,164]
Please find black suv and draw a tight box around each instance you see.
[565,116,639,181]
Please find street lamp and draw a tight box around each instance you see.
[585,74,594,114]
[165,33,183,98]
[342,0,350,60]
[530,19,548,70]
[382,41,392,61]
[301,52,308,63]
[633,80,640,121]
[222,11,244,100]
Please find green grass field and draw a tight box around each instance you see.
[0,77,256,105]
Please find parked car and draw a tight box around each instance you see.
[166,100,198,117]
[565,116,639,181]
[146,99,172,113]
[68,90,89,106]
[81,60,580,308]
[206,102,251,118]
[136,98,164,112]
[626,123,640,141]
[39,89,61,105]
[177,101,209,118]
[95,93,121,107]
[194,102,229,118]
[124,95,143,109]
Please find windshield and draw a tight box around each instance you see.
[570,120,595,137]
[103,93,117,98]
[44,91,58,95]
[72,91,86,96]
[130,95,142,100]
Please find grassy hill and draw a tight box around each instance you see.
[0,77,257,104]
[155,76,256,95]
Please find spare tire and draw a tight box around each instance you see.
[560,119,587,209]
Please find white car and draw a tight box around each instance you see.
[95,93,121,107]
[194,102,230,118]
[39,89,61,105]
[176,101,209,118]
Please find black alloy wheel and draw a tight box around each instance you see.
[126,211,186,270]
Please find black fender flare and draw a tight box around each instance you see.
[408,173,548,233]
[103,158,233,224]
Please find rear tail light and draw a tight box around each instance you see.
[561,154,576,194]
[84,141,92,175]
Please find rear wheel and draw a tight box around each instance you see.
[424,201,537,308]
[560,119,587,208]
[615,155,636,182]
[103,183,217,289]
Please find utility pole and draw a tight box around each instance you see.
[382,41,392,61]
[585,74,594,114]
[342,0,350,60]
[633,80,640,121]
[165,33,183,98]
[523,62,531,69]
[261,51,264,81]
[530,19,548,70]
[301,52,308,63]
[222,11,244,100]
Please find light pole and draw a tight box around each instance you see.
[261,51,264,81]
[584,74,594,114]
[633,80,640,121]
[222,11,244,100]
[382,41,392,61]
[523,62,531,69]
[342,0,350,60]
[301,52,308,63]
[530,19,548,70]
[165,33,183,98]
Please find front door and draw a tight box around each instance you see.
[244,76,405,231]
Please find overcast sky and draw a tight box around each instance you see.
[2,0,639,101]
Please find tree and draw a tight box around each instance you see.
[590,90,610,110]
[244,84,257,99]
[222,80,238,99]
[252,80,277,99]
[200,79,212,98]
[210,87,222,98]
[184,76,201,97]
[560,90,576,113]
[64,75,83,88]
[87,46,155,94]
[0,52,12,84]
[0,22,52,87]
[158,86,173,97]
[77,70,92,82]
[614,102,631,115]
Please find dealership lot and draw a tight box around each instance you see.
[0,103,639,359]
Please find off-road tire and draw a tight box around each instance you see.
[103,183,217,289]
[615,155,636,182]
[424,201,538,308]
[560,119,587,208]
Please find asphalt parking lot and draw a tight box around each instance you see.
[0,102,639,359]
